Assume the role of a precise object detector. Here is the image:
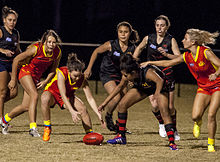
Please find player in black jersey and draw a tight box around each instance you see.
[0,6,21,124]
[84,21,139,132]
[98,54,178,150]
[133,15,181,140]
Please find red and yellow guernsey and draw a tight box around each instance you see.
[183,46,220,88]
[45,66,85,97]
[19,42,61,83]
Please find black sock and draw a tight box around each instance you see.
[165,123,175,144]
[118,112,127,138]
[152,110,164,124]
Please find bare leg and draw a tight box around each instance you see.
[8,91,30,118]
[41,91,55,121]
[19,75,39,123]
[0,71,10,117]
[104,81,126,114]
[191,93,210,122]
[207,91,220,139]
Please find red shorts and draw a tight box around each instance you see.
[197,86,220,95]
[45,89,74,109]
[18,66,40,85]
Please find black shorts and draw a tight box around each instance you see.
[0,60,12,72]
[133,84,169,96]
[162,68,175,92]
[99,72,121,85]
[164,79,175,92]
[134,86,156,96]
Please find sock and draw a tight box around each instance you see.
[86,129,93,134]
[208,138,215,146]
[30,122,37,129]
[118,112,127,138]
[165,123,175,144]
[171,111,177,131]
[44,120,51,128]
[152,111,164,124]
[2,113,12,124]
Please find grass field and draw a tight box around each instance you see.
[1,81,220,161]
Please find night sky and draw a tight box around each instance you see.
[1,0,220,83]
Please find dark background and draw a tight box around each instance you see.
[1,0,220,83]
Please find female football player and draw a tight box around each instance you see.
[1,30,61,137]
[141,28,220,152]
[84,21,139,132]
[99,54,178,150]
[133,15,181,139]
[41,53,104,141]
[0,6,21,120]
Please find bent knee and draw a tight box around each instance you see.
[192,114,201,122]
[0,88,8,98]
[77,105,88,115]
[208,113,216,121]
[31,91,39,100]
[117,101,127,112]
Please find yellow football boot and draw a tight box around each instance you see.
[193,120,202,138]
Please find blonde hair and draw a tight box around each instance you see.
[186,28,219,45]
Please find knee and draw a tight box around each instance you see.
[0,87,7,99]
[31,91,39,101]
[208,112,216,122]
[117,101,127,112]
[41,95,50,109]
[192,114,200,122]
[78,105,88,116]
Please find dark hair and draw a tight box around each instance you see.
[2,6,18,20]
[40,29,62,45]
[117,21,140,44]
[154,15,170,29]
[120,54,139,73]
[67,53,85,72]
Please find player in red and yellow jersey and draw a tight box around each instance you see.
[41,53,104,141]
[0,30,62,137]
[141,28,220,152]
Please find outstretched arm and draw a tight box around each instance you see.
[57,70,81,123]
[98,76,128,111]
[84,41,111,78]
[140,54,184,67]
[82,80,106,128]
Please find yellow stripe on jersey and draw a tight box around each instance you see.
[68,72,76,86]
[45,68,60,90]
[32,45,38,57]
[204,49,208,59]
[57,46,61,60]
[194,46,200,62]
[43,45,53,57]
[204,49,218,70]
[183,52,186,63]
[57,68,66,79]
